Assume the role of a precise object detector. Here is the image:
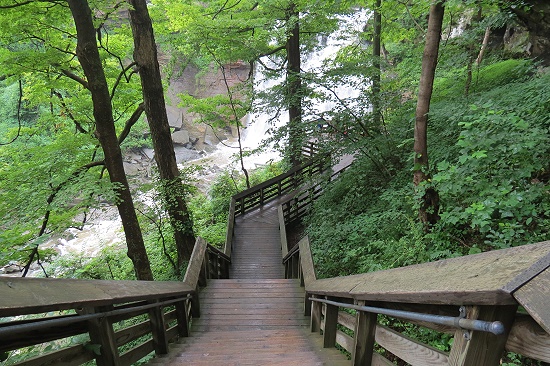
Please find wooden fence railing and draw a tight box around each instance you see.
[232,157,326,217]
[0,237,229,366]
[283,234,550,365]
[224,151,328,257]
[280,163,350,232]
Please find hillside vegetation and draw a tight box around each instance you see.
[308,59,550,278]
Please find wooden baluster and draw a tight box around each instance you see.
[352,301,377,366]
[260,188,264,205]
[148,301,169,355]
[217,255,222,279]
[323,301,339,348]
[448,305,517,366]
[190,285,201,319]
[174,299,189,337]
[311,296,322,333]
[221,257,229,279]
[84,305,120,366]
[303,292,312,318]
[284,259,290,279]
[299,256,304,287]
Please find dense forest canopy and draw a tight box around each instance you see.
[0,0,548,290]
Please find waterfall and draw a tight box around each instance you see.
[241,8,370,156]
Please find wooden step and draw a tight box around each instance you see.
[149,329,350,365]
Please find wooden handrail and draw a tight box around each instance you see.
[277,159,550,364]
[232,157,327,217]
[282,224,550,365]
[280,163,350,228]
[0,236,229,366]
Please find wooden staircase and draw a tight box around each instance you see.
[3,152,550,366]
[150,279,348,365]
[149,198,350,365]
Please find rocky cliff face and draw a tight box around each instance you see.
[164,60,251,151]
[509,0,550,62]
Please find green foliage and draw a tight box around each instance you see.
[432,102,549,249]
[433,59,534,101]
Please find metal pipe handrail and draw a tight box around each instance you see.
[0,295,192,338]
[310,297,505,335]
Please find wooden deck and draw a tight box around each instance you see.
[150,199,349,365]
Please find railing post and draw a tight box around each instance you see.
[260,188,264,205]
[84,306,120,366]
[148,301,169,355]
[311,295,322,333]
[448,305,517,366]
[198,252,208,287]
[353,301,377,366]
[221,257,229,278]
[323,301,339,348]
[175,300,190,337]
[304,291,311,317]
[190,286,201,319]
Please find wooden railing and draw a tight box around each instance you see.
[301,141,319,159]
[232,157,326,217]
[280,164,350,230]
[283,235,550,365]
[224,153,328,257]
[0,237,229,366]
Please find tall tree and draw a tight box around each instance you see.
[127,0,196,268]
[67,0,153,280]
[372,0,382,127]
[153,0,347,166]
[413,0,445,226]
[286,2,303,167]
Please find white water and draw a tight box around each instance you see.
[209,9,370,170]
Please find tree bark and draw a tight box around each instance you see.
[475,27,491,65]
[127,0,196,268]
[67,0,153,280]
[413,0,445,226]
[286,2,303,167]
[372,0,382,127]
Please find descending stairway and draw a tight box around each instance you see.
[150,199,350,365]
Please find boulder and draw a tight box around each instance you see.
[172,130,190,145]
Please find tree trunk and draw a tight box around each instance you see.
[413,0,445,226]
[127,0,196,268]
[372,0,382,127]
[475,27,491,65]
[67,0,153,280]
[286,2,303,167]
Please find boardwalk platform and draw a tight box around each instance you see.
[150,198,349,365]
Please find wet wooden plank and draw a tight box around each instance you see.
[0,278,193,317]
[375,325,449,366]
[307,241,550,305]
[513,266,550,334]
[506,315,550,362]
